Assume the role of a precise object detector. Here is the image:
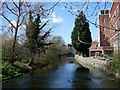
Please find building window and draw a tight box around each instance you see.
[101,10,104,14]
[103,34,106,39]
[105,10,109,14]
[102,27,105,31]
[96,45,98,47]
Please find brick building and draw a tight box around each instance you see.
[109,1,120,53]
[89,1,120,57]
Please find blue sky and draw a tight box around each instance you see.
[49,4,76,44]
[0,2,112,44]
[45,2,112,44]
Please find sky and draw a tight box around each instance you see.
[0,1,112,44]
[43,2,112,44]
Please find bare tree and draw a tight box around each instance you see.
[1,1,27,66]
[0,1,60,68]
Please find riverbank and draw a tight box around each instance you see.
[1,63,30,83]
[1,57,66,83]
[3,60,120,88]
[75,55,120,78]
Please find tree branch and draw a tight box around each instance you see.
[18,12,29,27]
[40,20,49,30]
[12,0,19,9]
[4,3,18,16]
[1,13,16,29]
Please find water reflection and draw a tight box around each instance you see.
[67,56,75,63]
[2,58,120,89]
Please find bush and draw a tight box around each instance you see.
[14,61,28,69]
[0,74,2,80]
[2,61,28,77]
[2,64,17,76]
[108,53,120,73]
[103,53,109,59]
[37,44,66,68]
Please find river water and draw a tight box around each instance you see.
[2,58,120,89]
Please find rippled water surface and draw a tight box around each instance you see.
[2,58,120,89]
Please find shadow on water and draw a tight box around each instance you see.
[2,57,120,89]
[73,63,120,88]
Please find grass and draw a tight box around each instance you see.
[2,61,29,80]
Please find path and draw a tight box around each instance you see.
[75,55,109,71]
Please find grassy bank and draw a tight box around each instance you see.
[1,43,67,81]
[1,58,65,81]
[1,61,28,81]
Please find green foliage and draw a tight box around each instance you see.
[2,63,17,76]
[71,11,92,56]
[0,74,3,80]
[26,11,52,59]
[38,45,63,68]
[26,12,38,54]
[103,53,109,59]
[37,37,67,68]
[14,61,28,69]
[2,40,12,62]
[2,39,30,64]
[2,61,28,79]
[108,53,120,73]
[2,11,67,80]
[0,64,2,68]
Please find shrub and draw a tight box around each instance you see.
[103,53,109,59]
[0,74,2,79]
[2,61,28,77]
[108,53,120,73]
[14,61,28,69]
[2,64,17,76]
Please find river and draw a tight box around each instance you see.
[2,58,120,89]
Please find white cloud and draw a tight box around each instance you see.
[74,9,78,12]
[8,20,26,30]
[50,12,63,23]
[41,12,63,24]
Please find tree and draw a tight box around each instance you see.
[1,1,59,68]
[52,36,65,45]
[26,11,52,66]
[1,1,27,65]
[71,11,92,57]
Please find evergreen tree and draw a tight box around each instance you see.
[26,11,37,55]
[71,11,92,56]
[26,11,51,65]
